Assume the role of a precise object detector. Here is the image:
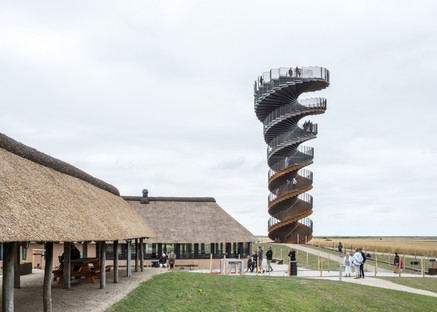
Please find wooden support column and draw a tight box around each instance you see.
[113,241,119,283]
[2,242,16,312]
[126,240,132,277]
[140,238,144,272]
[82,242,88,258]
[14,243,20,289]
[134,239,139,272]
[63,243,71,289]
[43,242,54,312]
[99,241,106,289]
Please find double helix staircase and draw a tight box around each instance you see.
[254,66,330,243]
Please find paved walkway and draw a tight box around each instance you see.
[239,244,437,298]
[283,243,391,274]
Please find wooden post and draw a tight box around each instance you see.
[63,243,71,289]
[113,241,119,283]
[2,242,16,312]
[140,238,144,272]
[134,239,139,272]
[297,233,300,245]
[209,253,212,274]
[401,254,406,277]
[319,254,322,277]
[126,240,132,277]
[421,258,425,277]
[100,241,106,289]
[306,252,309,268]
[375,250,378,276]
[83,242,88,258]
[43,242,53,312]
[14,243,20,289]
[328,255,330,272]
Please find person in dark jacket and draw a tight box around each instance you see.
[266,247,273,272]
[359,248,366,278]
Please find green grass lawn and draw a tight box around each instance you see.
[106,271,437,312]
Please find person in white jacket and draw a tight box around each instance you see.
[343,252,353,277]
[352,248,363,279]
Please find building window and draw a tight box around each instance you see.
[22,245,27,260]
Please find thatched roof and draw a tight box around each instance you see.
[123,196,256,244]
[0,133,156,243]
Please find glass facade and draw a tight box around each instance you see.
[105,242,252,260]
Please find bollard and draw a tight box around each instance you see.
[209,253,212,274]
[223,255,227,275]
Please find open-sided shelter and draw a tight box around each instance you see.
[0,133,155,312]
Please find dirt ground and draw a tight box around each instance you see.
[1,268,166,312]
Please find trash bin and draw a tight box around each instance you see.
[289,261,297,276]
[151,260,160,268]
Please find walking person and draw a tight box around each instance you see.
[266,247,273,272]
[257,246,265,273]
[338,242,343,256]
[343,252,352,277]
[352,248,363,279]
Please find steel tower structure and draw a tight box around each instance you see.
[254,66,330,243]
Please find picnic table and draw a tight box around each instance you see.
[53,257,104,284]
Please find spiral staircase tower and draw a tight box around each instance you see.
[254,66,330,243]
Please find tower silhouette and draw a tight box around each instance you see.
[254,66,330,243]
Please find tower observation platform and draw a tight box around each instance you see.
[253,66,330,243]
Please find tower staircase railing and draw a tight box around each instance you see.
[263,98,327,130]
[268,146,314,179]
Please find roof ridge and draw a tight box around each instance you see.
[122,196,216,203]
[0,132,120,196]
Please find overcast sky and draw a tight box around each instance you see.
[1,1,436,237]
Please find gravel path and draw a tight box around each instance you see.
[1,268,166,312]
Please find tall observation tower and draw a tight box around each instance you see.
[253,66,330,243]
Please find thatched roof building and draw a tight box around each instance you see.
[0,133,155,243]
[123,196,255,244]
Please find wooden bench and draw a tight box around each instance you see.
[52,268,102,284]
[174,264,198,270]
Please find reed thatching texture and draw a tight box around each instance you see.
[124,196,256,244]
[0,145,156,243]
[0,133,119,195]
